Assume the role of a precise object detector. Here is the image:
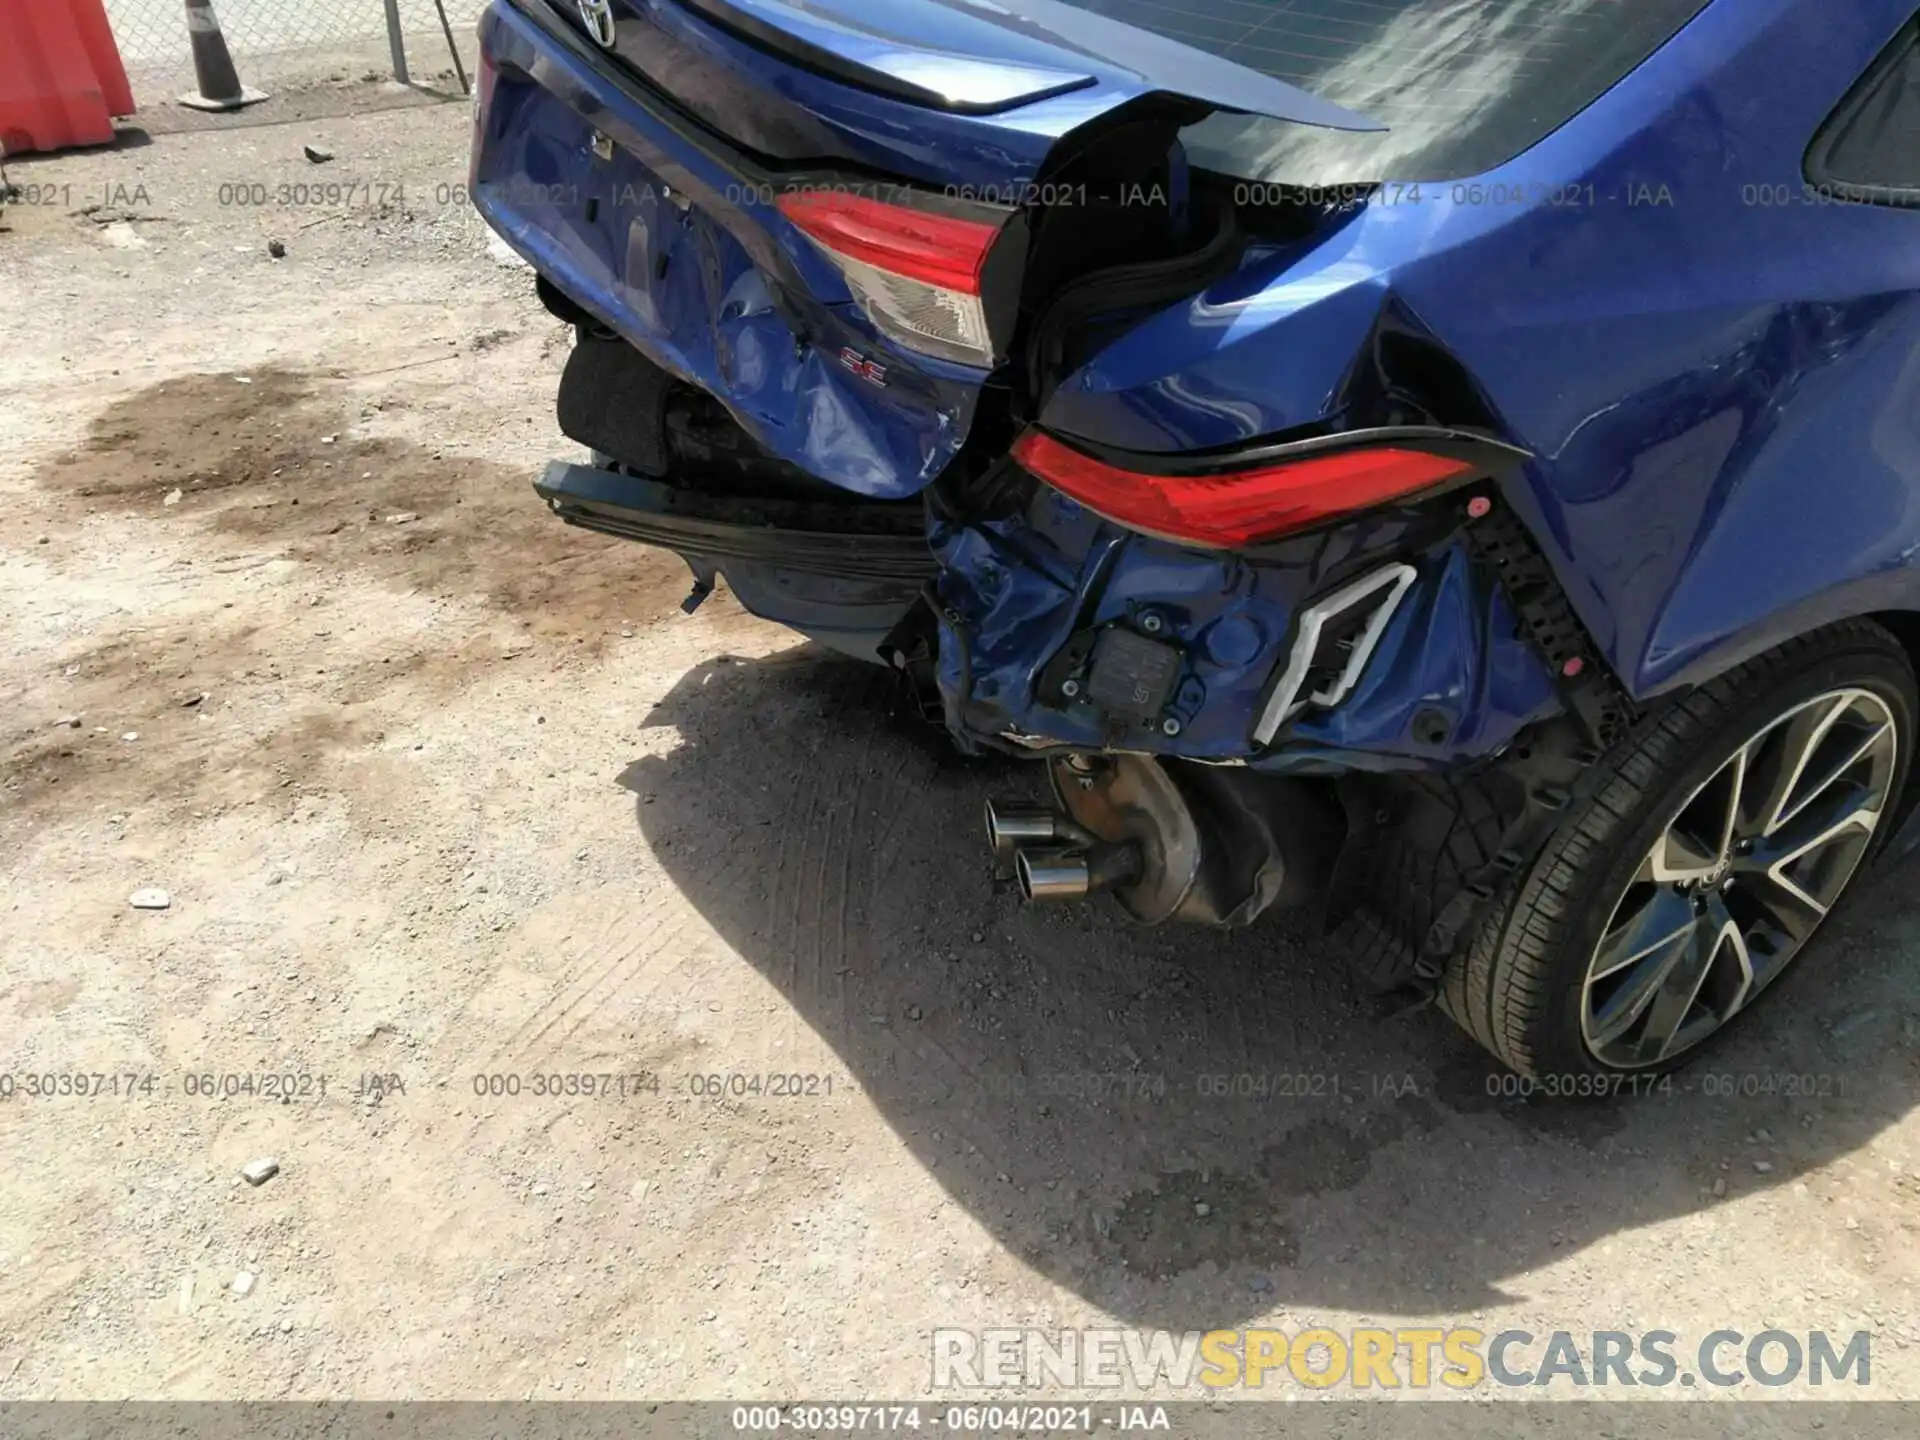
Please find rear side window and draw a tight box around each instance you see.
[1058,0,1715,183]
[1806,18,1920,204]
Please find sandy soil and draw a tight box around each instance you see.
[2,100,1920,1405]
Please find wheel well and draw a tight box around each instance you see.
[1869,609,1920,680]
[1870,609,1920,831]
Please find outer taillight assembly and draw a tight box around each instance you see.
[777,189,1009,368]
[1012,430,1479,548]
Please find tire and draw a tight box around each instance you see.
[1439,619,1916,1079]
[1332,768,1518,998]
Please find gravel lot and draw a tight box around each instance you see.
[3,98,1920,1406]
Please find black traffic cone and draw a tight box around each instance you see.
[178,0,268,111]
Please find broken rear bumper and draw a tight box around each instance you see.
[926,477,1582,774]
[534,447,1618,775]
[535,459,932,659]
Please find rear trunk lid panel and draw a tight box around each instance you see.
[530,0,1134,187]
[626,0,1105,114]
[655,0,1383,131]
[476,0,994,496]
[475,0,1379,499]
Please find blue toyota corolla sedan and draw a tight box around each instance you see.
[468,0,1920,1083]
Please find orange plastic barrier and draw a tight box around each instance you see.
[70,0,137,118]
[0,0,136,156]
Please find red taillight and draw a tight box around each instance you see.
[777,190,1006,366]
[1013,430,1475,548]
[777,191,1000,293]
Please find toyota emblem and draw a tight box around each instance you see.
[577,0,617,48]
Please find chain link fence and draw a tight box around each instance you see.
[104,0,491,125]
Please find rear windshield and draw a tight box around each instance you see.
[1060,0,1716,183]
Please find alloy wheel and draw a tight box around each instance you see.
[1581,687,1899,1068]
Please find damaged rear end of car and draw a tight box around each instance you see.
[471,0,1732,1028]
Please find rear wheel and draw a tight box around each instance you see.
[1441,621,1914,1078]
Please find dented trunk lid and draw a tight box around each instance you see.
[472,0,1378,498]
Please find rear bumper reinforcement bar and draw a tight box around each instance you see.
[534,460,938,582]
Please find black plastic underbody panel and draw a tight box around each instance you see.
[534,460,937,582]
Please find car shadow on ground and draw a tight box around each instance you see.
[620,648,1920,1330]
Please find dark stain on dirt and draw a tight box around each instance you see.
[1259,1115,1387,1198]
[11,369,698,821]
[1103,1112,1429,1280]
[1428,1050,1633,1146]
[35,368,691,640]
[1107,1170,1301,1278]
[3,677,384,823]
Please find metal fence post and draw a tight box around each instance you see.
[383,0,410,83]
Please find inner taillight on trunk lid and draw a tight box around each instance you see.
[1013,430,1475,548]
[778,190,1007,368]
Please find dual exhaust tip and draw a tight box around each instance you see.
[984,800,1140,905]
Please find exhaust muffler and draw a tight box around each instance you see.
[987,755,1341,926]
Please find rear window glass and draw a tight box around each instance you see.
[1806,18,1920,204]
[1058,0,1716,183]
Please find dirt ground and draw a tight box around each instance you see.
[3,99,1920,1406]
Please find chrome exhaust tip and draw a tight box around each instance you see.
[1016,847,1091,903]
[985,800,1067,862]
[1015,840,1144,905]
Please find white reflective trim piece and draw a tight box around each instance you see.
[819,251,995,367]
[1251,563,1419,746]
